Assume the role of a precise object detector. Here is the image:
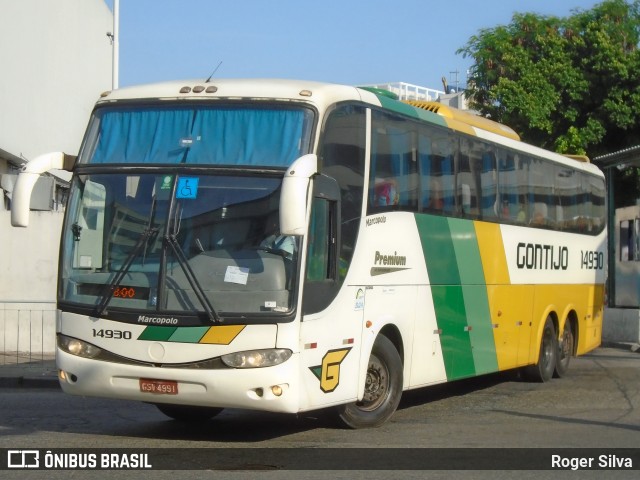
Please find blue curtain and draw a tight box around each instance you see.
[90,107,306,167]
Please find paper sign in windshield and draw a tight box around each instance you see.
[224,266,249,285]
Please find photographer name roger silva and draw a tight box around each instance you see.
[552,454,634,471]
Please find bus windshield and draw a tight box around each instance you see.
[60,171,300,321]
[57,102,315,322]
[81,104,314,167]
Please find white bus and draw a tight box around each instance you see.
[12,79,606,428]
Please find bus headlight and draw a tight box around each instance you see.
[58,334,102,359]
[221,349,292,368]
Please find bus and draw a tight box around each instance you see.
[11,79,606,428]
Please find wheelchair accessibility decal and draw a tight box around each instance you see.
[176,177,199,199]
[309,347,351,393]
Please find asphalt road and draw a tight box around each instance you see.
[1,346,638,479]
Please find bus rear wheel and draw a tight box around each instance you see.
[523,316,557,383]
[155,404,223,422]
[554,320,574,378]
[337,335,403,429]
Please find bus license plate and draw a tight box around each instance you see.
[139,378,178,395]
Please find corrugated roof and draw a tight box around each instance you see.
[0,147,26,167]
[593,145,640,168]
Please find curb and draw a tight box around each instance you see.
[601,341,640,352]
[0,376,60,389]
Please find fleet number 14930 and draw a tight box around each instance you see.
[581,250,604,270]
[92,329,132,340]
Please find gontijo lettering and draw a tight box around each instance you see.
[516,242,568,270]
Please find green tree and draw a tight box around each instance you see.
[458,0,640,157]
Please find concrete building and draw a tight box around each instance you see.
[1,0,113,357]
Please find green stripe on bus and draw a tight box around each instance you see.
[431,285,476,379]
[415,214,473,379]
[169,326,210,343]
[448,219,484,284]
[415,215,460,285]
[375,95,448,127]
[415,214,498,379]
[448,219,499,374]
[461,285,499,375]
[138,326,177,341]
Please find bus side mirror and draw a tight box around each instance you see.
[10,152,75,227]
[280,154,317,236]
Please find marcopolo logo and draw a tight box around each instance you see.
[137,315,179,325]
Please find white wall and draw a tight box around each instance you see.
[0,210,62,355]
[0,0,113,161]
[0,211,63,301]
[0,0,112,355]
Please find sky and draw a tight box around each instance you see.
[104,0,605,91]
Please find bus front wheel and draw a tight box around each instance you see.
[337,335,403,429]
[523,316,557,382]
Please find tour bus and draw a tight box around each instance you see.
[11,79,606,428]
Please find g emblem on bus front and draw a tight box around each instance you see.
[309,348,351,393]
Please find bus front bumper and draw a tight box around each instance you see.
[56,349,301,414]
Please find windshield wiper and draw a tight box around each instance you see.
[164,233,220,324]
[95,226,159,317]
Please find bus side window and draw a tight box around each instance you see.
[480,150,498,221]
[319,103,366,283]
[306,197,335,282]
[419,129,455,215]
[422,157,454,213]
[368,110,418,213]
[303,178,342,315]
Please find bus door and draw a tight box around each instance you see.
[299,175,363,410]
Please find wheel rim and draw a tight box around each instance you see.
[559,327,573,362]
[541,325,555,371]
[358,354,390,411]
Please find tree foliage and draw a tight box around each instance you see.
[458,0,640,157]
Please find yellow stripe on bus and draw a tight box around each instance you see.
[199,325,246,345]
[474,222,510,285]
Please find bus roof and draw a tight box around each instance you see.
[96,78,602,177]
[97,78,367,106]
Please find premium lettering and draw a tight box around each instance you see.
[374,251,406,266]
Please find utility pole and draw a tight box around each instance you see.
[449,70,460,92]
[112,0,119,89]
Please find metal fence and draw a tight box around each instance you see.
[360,82,445,102]
[0,301,56,364]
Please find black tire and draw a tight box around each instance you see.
[523,316,557,383]
[155,404,223,422]
[554,320,574,378]
[337,335,403,429]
